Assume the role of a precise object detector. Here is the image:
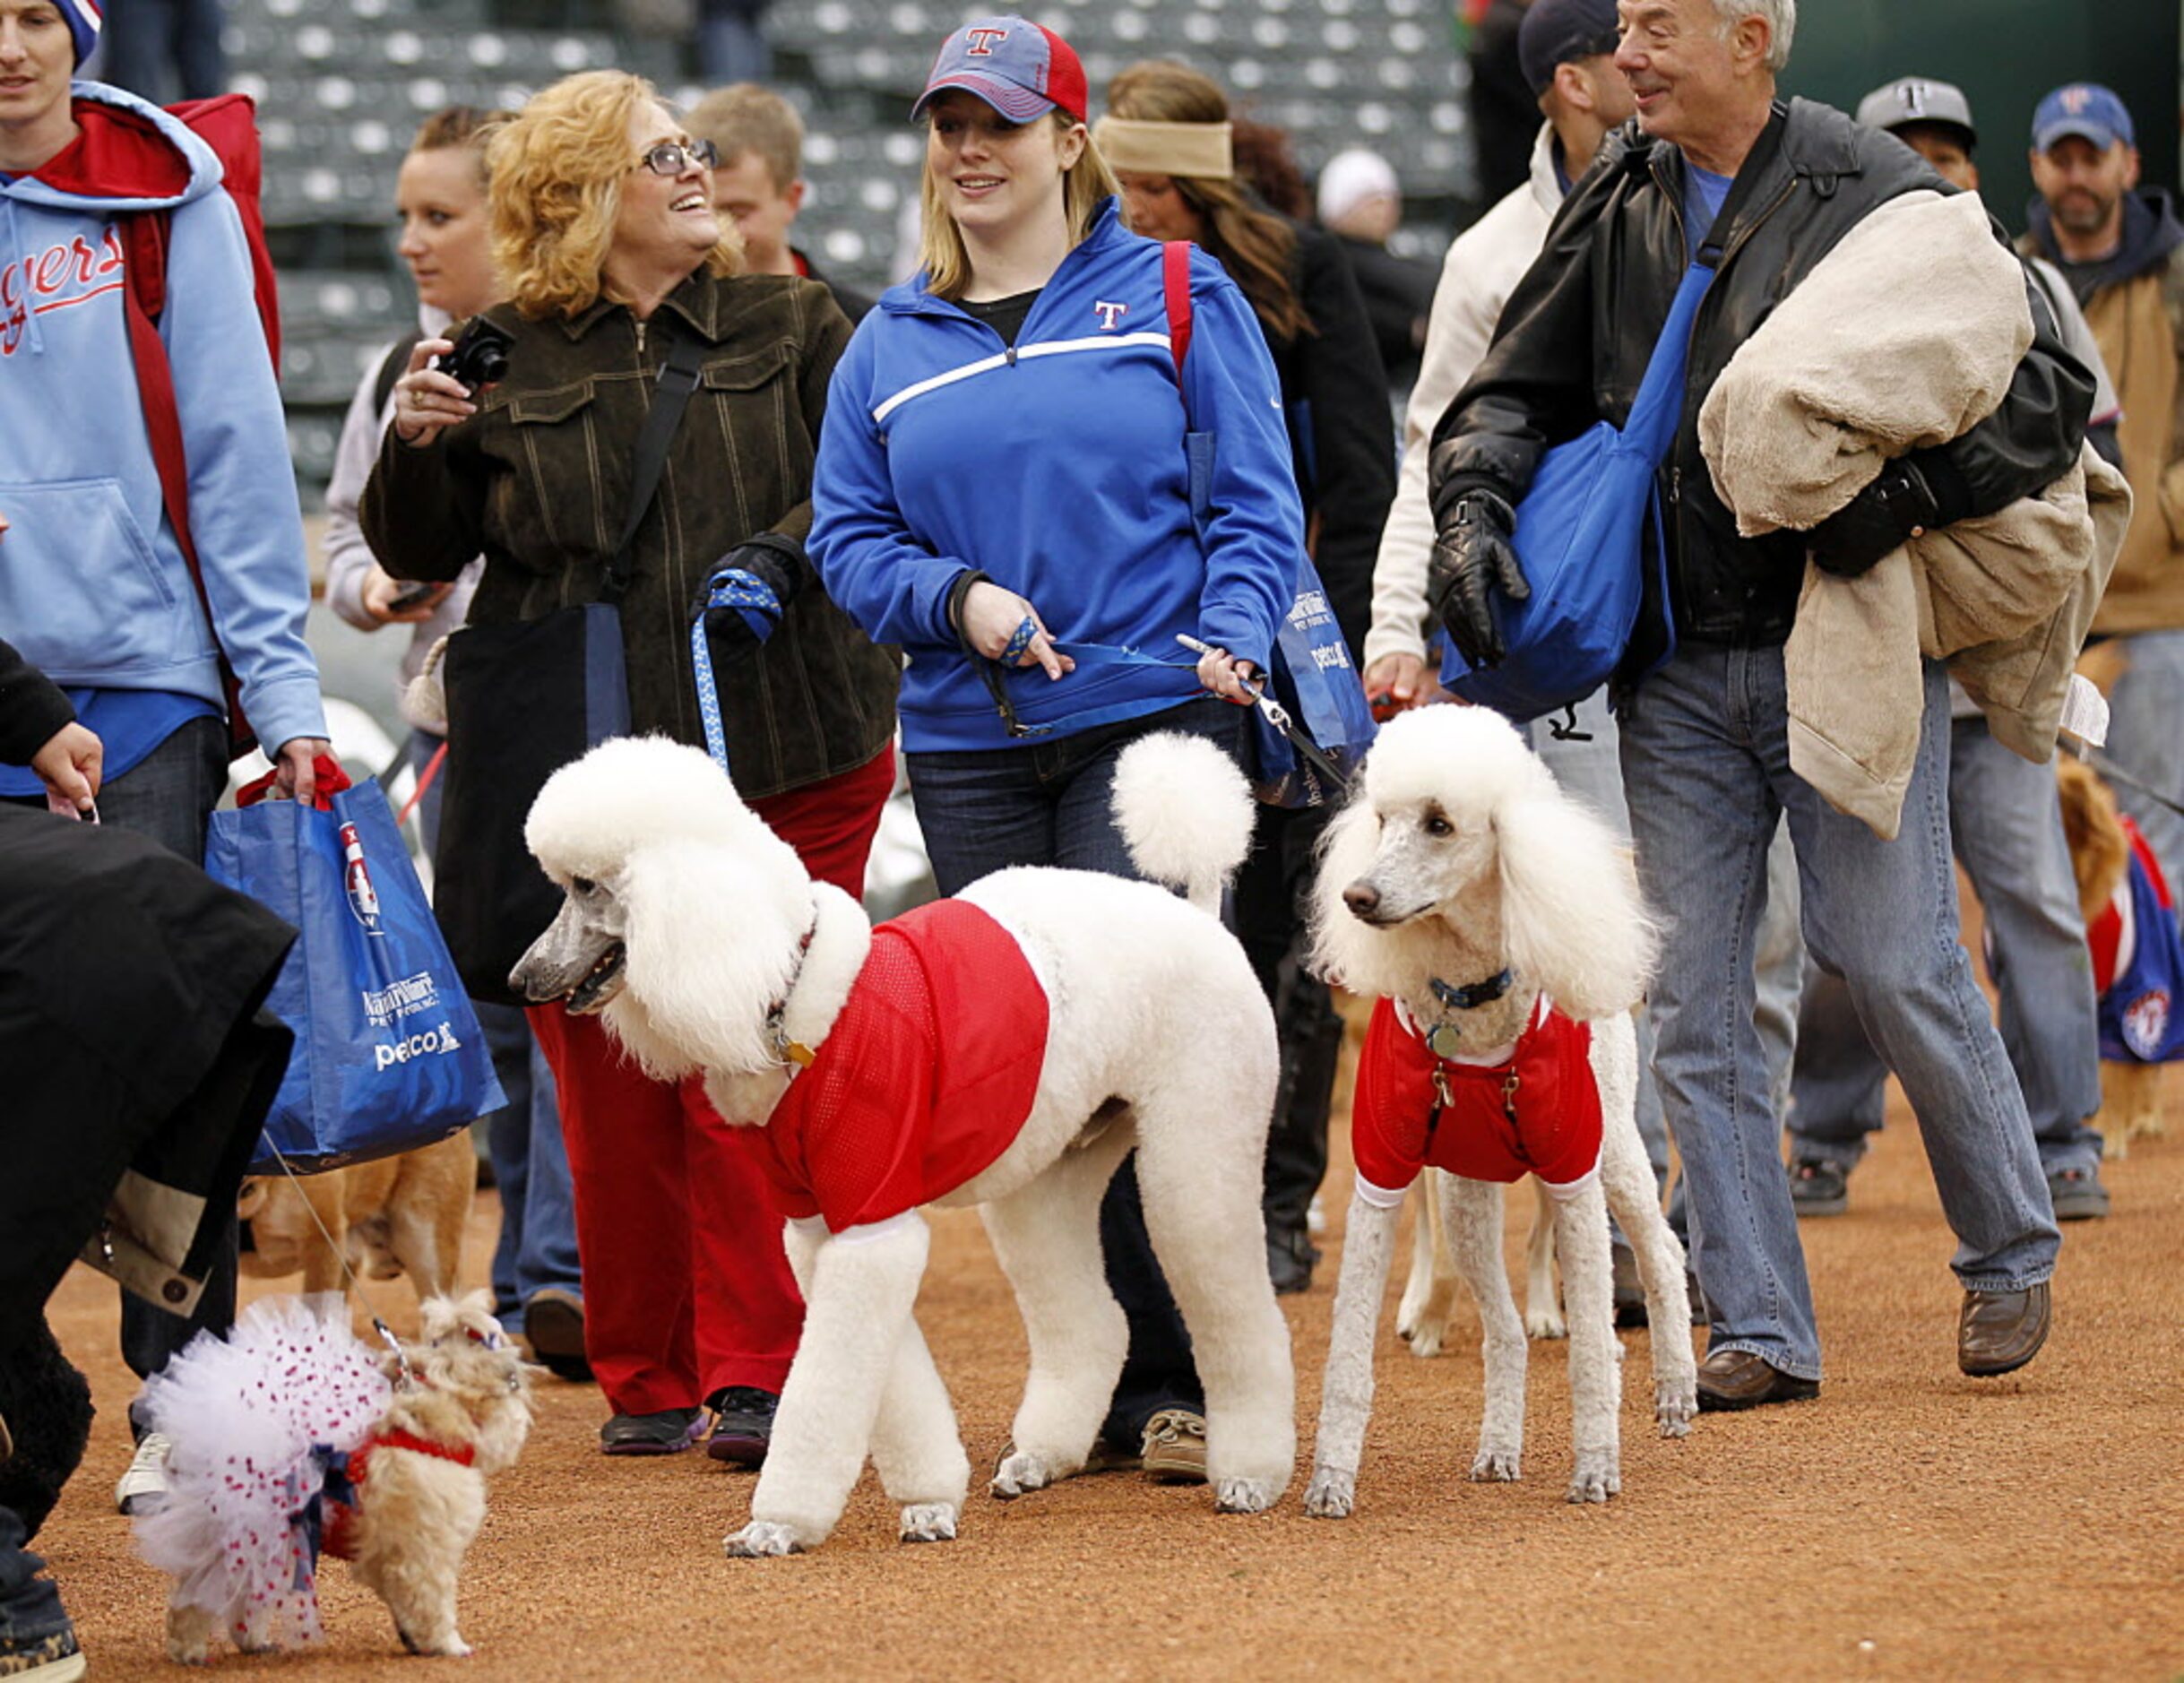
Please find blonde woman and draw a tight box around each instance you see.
[363,70,899,1461]
[808,19,1302,1480]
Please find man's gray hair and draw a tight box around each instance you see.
[1714,0,1794,71]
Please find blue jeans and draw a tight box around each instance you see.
[1620,645,2059,1380]
[2101,629,2184,885]
[403,733,582,1323]
[908,697,1245,1443]
[1791,714,2104,1177]
[0,1505,72,1658]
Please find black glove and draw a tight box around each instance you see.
[1426,488,1529,669]
[1807,457,1944,579]
[693,539,798,657]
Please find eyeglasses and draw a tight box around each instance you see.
[634,138,718,177]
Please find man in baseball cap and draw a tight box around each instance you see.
[911,15,1087,125]
[1516,0,1623,108]
[1855,76,1976,172]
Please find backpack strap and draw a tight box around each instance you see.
[373,329,425,417]
[1162,239,1193,388]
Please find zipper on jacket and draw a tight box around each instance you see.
[634,317,647,356]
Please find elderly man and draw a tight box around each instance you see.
[1427,0,2093,1404]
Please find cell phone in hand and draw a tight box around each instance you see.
[389,580,437,612]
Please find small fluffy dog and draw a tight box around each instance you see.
[512,733,1294,1556]
[237,1131,474,1303]
[2056,754,2175,1154]
[135,1290,532,1661]
[1303,707,1696,1518]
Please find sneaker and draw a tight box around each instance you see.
[599,1407,704,1456]
[522,1289,593,1384]
[704,1388,778,1467]
[1787,1157,1850,1216]
[114,1431,173,1516]
[2047,1164,2111,1221]
[1139,1408,1207,1484]
[0,1624,86,1682]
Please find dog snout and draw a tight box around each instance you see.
[1342,879,1381,919]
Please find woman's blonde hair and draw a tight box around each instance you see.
[1106,61,1311,343]
[488,70,742,320]
[916,108,1118,301]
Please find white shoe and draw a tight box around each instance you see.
[1307,1193,1327,1238]
[115,1431,173,1515]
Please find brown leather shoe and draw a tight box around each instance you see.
[1958,1281,2050,1377]
[1695,1347,1820,1411]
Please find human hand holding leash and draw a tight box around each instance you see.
[31,720,102,819]
[1362,652,1441,718]
[957,580,1075,679]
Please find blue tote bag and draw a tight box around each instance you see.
[205,758,504,1173]
[1441,257,1716,721]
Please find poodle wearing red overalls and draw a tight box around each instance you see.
[513,732,1292,1556]
[1303,707,1697,1517]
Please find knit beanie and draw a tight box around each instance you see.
[55,0,101,68]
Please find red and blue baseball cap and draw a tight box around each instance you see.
[911,16,1088,125]
[2033,82,2136,153]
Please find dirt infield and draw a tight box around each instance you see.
[39,1063,2184,1681]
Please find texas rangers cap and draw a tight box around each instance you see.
[1856,77,1977,150]
[911,16,1089,125]
[1517,0,1622,99]
[2033,82,2136,153]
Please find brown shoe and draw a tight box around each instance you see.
[1695,1347,1820,1411]
[1958,1282,2050,1377]
[1140,1409,1207,1483]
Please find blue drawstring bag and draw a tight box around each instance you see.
[204,758,504,1173]
[1243,562,1380,807]
[1441,257,1717,721]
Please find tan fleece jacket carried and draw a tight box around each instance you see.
[1700,191,2130,840]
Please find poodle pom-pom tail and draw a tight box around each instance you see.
[1113,731,1255,913]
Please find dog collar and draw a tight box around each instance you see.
[1422,969,1515,1058]
[764,911,821,1070]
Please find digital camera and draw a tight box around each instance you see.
[436,316,514,393]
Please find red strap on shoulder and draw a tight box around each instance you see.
[1162,239,1192,383]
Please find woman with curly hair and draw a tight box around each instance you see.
[1099,60,1395,1299]
[363,70,899,1462]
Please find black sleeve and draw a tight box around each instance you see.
[0,636,76,767]
[1428,148,1616,508]
[1292,224,1397,660]
[1911,267,2096,525]
[360,417,491,583]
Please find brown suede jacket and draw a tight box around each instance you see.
[361,270,898,800]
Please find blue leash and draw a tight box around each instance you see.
[691,567,785,772]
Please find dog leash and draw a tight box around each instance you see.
[258,1143,418,1388]
[2074,744,2184,824]
[690,565,788,774]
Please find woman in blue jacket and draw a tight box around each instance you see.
[809,16,1302,1481]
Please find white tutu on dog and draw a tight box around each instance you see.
[133,1294,391,1651]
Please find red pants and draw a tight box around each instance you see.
[529,747,894,1416]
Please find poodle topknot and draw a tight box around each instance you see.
[1362,705,1555,812]
[525,735,793,886]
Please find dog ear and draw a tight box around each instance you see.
[1307,793,1401,997]
[615,835,810,1080]
[1495,787,1658,1021]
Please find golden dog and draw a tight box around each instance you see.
[237,1131,475,1302]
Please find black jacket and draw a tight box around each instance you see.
[1431,100,2096,659]
[1265,220,1397,660]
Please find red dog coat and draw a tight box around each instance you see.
[1351,994,1602,1202]
[747,900,1050,1233]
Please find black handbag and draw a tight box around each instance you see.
[433,322,704,1007]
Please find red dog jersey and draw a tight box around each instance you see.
[1350,994,1602,1201]
[747,899,1050,1233]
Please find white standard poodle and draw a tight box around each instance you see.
[1301,707,1698,1517]
[511,732,1294,1556]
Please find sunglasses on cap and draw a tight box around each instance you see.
[634,138,719,177]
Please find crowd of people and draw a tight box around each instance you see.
[2,0,2179,1671]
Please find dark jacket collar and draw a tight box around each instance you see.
[555,265,727,343]
[2023,186,2184,299]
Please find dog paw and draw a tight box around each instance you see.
[1302,1465,1355,1519]
[165,1639,212,1666]
[1566,1458,1620,1505]
[1405,1320,1446,1359]
[1655,1378,1697,1438]
[1524,1308,1568,1341]
[414,1635,473,1658]
[1214,1477,1277,1515]
[988,1450,1053,1501]
[899,1502,958,1543]
[722,1520,804,1558]
[1469,1446,1522,1482]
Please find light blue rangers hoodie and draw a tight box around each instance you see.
[809,196,1301,752]
[0,82,324,758]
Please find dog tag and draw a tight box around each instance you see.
[1426,1022,1463,1059]
[783,1040,816,1069]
